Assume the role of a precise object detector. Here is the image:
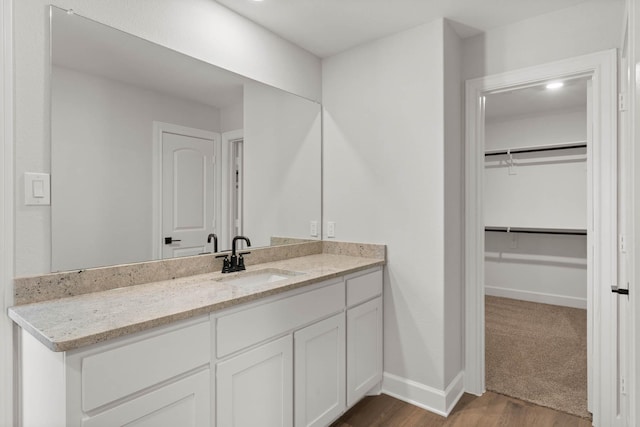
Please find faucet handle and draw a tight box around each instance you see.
[237,254,247,271]
[215,254,231,273]
[222,258,231,273]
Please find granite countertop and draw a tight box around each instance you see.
[9,253,383,352]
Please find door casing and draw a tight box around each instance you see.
[464,49,619,426]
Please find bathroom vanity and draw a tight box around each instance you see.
[10,4,380,427]
[10,244,384,427]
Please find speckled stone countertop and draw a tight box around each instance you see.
[9,253,384,352]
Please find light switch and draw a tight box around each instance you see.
[24,172,51,205]
[33,180,45,198]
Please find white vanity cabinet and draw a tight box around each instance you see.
[213,266,383,427]
[345,269,384,407]
[214,279,345,427]
[20,316,212,427]
[18,265,384,427]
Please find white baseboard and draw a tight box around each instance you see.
[485,285,587,309]
[381,371,464,417]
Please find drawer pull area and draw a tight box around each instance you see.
[81,320,211,412]
[217,282,345,358]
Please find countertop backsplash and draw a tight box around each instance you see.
[13,240,385,306]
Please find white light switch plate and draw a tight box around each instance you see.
[327,221,335,238]
[24,172,51,205]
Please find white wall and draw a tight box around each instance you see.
[484,109,587,230]
[483,107,587,307]
[221,102,244,133]
[485,109,587,151]
[443,21,464,390]
[462,0,625,80]
[485,232,587,307]
[51,66,222,272]
[485,154,587,228]
[243,82,321,248]
[14,0,321,276]
[323,19,464,412]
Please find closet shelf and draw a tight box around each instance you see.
[484,141,587,157]
[485,226,587,236]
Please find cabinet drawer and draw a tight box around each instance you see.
[82,369,210,427]
[346,268,382,307]
[80,319,211,412]
[217,281,344,358]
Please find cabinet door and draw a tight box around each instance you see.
[347,297,383,407]
[82,369,210,427]
[294,314,345,427]
[217,335,293,427]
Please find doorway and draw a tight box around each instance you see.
[482,76,591,417]
[229,137,244,241]
[464,50,622,426]
[221,129,244,251]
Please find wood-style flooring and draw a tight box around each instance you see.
[331,392,591,427]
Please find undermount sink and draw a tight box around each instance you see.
[218,268,304,287]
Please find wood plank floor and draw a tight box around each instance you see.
[331,392,592,427]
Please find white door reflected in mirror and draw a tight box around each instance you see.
[159,125,220,259]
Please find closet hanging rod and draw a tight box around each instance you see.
[484,142,587,157]
[485,227,587,236]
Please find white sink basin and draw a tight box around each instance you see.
[219,268,303,287]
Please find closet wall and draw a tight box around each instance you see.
[484,95,588,309]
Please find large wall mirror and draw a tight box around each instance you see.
[50,7,321,272]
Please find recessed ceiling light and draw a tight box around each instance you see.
[546,81,564,90]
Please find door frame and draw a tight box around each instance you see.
[152,122,221,259]
[221,129,243,251]
[464,50,618,425]
[1,0,15,425]
[630,2,640,425]
[618,8,633,426]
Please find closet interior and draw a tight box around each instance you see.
[483,77,590,419]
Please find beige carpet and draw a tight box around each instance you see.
[485,296,589,419]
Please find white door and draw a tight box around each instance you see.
[216,335,293,427]
[294,313,346,427]
[160,126,220,258]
